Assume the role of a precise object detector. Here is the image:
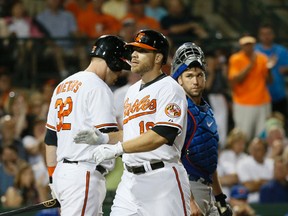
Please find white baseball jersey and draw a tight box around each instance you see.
[122,75,187,165]
[111,75,191,216]
[46,71,117,170]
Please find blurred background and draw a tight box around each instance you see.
[0,0,288,215]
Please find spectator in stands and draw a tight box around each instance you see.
[77,0,121,39]
[218,127,248,199]
[229,184,256,216]
[39,79,58,119]
[0,115,27,160]
[3,1,43,38]
[64,0,93,20]
[22,119,48,188]
[0,146,27,198]
[160,0,208,48]
[265,124,287,159]
[1,1,43,81]
[36,0,85,78]
[102,0,127,20]
[0,72,12,117]
[236,137,274,203]
[259,111,285,139]
[145,0,167,22]
[205,48,230,148]
[119,18,137,43]
[122,0,160,32]
[228,35,272,141]
[255,23,288,126]
[3,164,47,207]
[260,156,288,203]
[3,90,29,139]
[27,91,46,123]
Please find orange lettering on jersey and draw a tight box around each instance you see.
[56,80,83,95]
[67,81,74,91]
[73,82,82,93]
[56,83,64,95]
[61,82,68,93]
[123,95,156,124]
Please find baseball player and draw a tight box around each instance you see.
[74,29,191,216]
[44,35,130,216]
[171,42,233,216]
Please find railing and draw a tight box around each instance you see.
[0,36,288,89]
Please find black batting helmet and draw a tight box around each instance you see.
[126,29,169,64]
[90,35,131,71]
[171,42,206,80]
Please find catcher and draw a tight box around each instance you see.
[171,42,233,216]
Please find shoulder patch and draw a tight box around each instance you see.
[165,103,181,118]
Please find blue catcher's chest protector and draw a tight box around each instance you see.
[181,97,219,182]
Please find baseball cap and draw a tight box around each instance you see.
[239,36,256,45]
[230,185,249,200]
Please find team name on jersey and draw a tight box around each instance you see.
[123,95,156,124]
[56,80,82,95]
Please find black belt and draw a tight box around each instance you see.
[63,159,106,175]
[189,175,211,186]
[125,161,164,174]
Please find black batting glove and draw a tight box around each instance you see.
[215,193,233,216]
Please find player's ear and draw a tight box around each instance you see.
[177,76,183,86]
[155,53,163,64]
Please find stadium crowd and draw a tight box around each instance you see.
[0,0,288,215]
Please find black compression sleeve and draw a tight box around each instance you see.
[151,126,179,146]
[44,128,57,146]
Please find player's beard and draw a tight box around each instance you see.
[186,87,203,99]
[131,61,153,76]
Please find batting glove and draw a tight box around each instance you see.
[91,142,124,165]
[215,193,233,216]
[73,128,109,145]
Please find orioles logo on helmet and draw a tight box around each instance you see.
[135,32,145,43]
[91,45,97,53]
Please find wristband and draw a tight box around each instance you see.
[215,193,227,206]
[48,166,56,183]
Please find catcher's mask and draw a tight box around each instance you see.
[171,42,206,80]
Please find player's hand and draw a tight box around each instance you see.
[215,193,233,216]
[48,183,57,200]
[190,198,203,216]
[73,128,109,145]
[91,142,124,165]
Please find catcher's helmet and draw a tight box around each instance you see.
[126,29,169,64]
[171,42,206,80]
[90,35,131,71]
